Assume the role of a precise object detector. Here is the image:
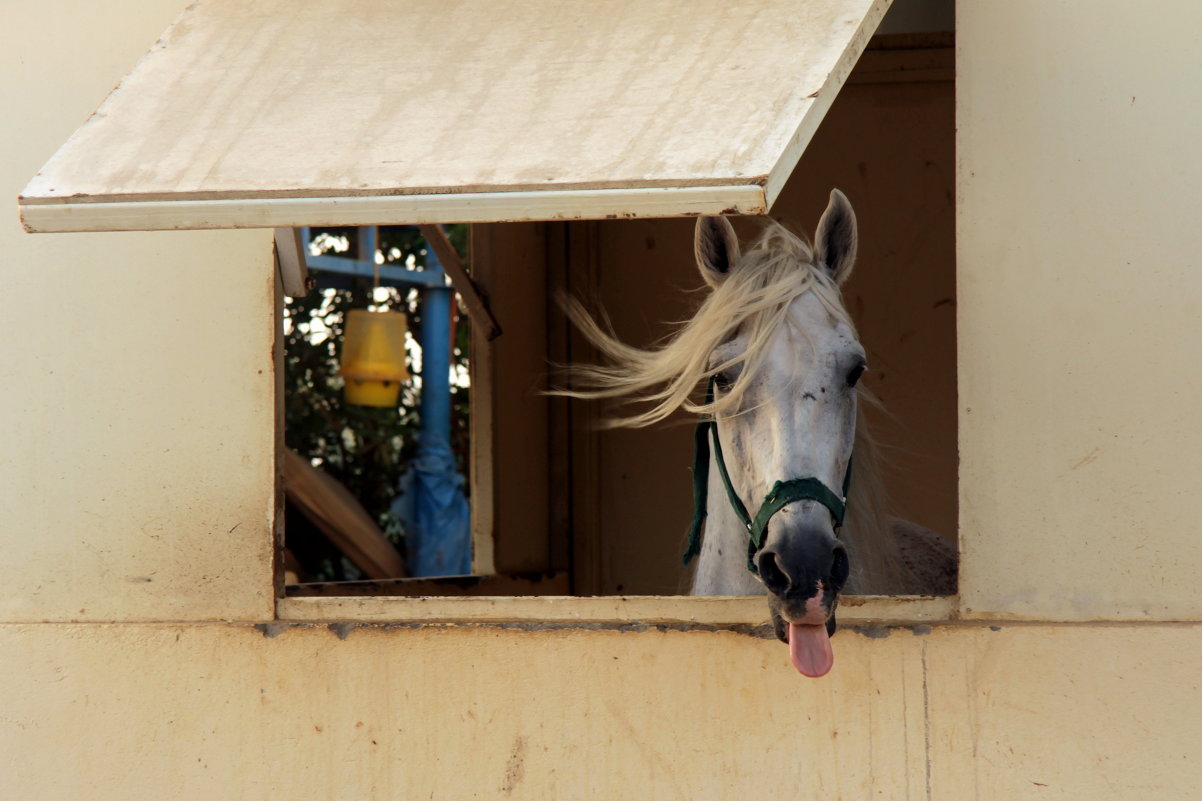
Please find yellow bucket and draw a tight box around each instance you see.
[339,309,410,407]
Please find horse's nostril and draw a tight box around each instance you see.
[759,539,847,597]
[757,550,791,595]
[831,545,850,590]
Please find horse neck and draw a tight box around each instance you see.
[838,405,908,594]
[689,449,765,596]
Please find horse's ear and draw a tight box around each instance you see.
[694,216,741,288]
[814,189,858,285]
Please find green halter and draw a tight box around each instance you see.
[683,378,852,574]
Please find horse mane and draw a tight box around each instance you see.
[557,219,908,594]
[557,222,851,427]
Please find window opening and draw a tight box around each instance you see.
[279,31,958,604]
[282,225,472,589]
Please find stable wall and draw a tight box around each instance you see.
[0,0,277,622]
[5,621,1201,800]
[957,2,1202,620]
[5,1,1202,800]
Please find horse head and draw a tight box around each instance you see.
[556,188,871,678]
[692,190,864,677]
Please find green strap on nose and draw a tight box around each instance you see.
[683,379,851,573]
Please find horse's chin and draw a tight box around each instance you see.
[768,596,838,642]
[768,593,839,678]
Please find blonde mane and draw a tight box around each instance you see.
[558,222,854,427]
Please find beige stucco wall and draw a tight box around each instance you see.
[4,621,1201,800]
[1,0,276,622]
[4,1,1202,799]
[957,3,1202,620]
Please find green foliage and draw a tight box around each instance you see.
[282,225,471,580]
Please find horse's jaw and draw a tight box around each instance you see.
[689,472,769,596]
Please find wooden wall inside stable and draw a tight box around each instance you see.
[476,37,957,595]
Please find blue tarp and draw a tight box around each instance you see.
[392,443,471,577]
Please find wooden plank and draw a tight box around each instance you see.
[20,0,887,230]
[866,31,954,51]
[273,227,310,297]
[286,572,569,598]
[418,224,501,341]
[563,222,605,595]
[465,225,503,577]
[282,549,305,585]
[469,223,552,575]
[282,449,407,580]
[848,46,954,85]
[544,223,575,578]
[273,271,287,599]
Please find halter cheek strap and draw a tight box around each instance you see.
[683,379,852,574]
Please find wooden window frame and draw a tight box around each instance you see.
[275,33,960,628]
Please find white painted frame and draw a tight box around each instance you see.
[21,186,767,234]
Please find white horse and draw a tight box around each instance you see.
[560,190,954,677]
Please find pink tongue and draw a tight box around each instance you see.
[788,622,834,678]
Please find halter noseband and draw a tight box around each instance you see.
[683,378,852,574]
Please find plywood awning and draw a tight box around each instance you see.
[19,0,890,233]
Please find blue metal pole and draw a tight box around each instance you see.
[357,226,377,269]
[392,240,472,576]
[418,284,453,454]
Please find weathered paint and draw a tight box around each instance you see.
[2,622,1200,799]
[18,0,889,231]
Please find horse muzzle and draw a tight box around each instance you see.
[760,530,848,678]
[758,524,849,637]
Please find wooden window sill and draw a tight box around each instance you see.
[276,594,957,628]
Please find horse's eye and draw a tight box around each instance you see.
[846,361,867,388]
[714,371,735,392]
